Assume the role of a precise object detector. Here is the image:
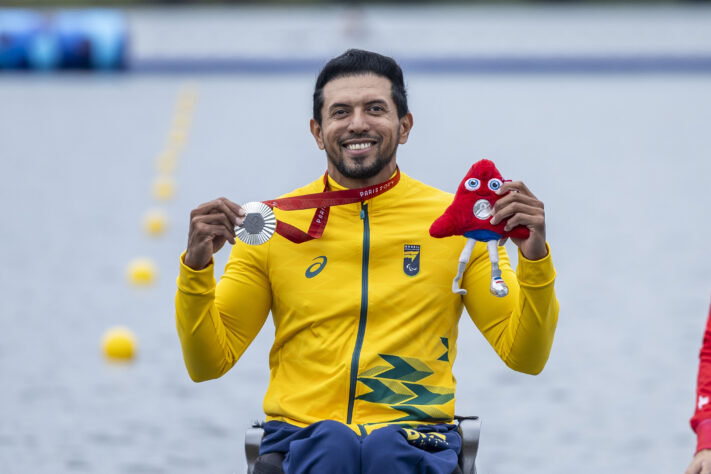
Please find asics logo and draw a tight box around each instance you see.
[305,256,327,278]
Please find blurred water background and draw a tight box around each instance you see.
[1,4,711,473]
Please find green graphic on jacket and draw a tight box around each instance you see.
[357,353,454,422]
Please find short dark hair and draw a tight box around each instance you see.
[312,49,409,125]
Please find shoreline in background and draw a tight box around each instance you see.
[4,0,709,6]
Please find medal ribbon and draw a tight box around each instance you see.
[262,169,400,244]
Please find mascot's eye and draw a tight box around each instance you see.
[488,179,503,192]
[464,178,480,191]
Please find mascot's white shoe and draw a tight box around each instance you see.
[490,276,508,297]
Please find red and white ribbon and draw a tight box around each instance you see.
[262,169,400,244]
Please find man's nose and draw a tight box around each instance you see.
[347,109,370,134]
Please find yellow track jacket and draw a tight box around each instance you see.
[175,171,558,435]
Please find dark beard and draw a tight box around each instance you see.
[326,141,397,180]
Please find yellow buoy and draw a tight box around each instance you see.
[152,176,176,201]
[102,326,137,361]
[163,142,184,158]
[143,209,168,236]
[175,102,195,116]
[172,115,192,129]
[156,152,178,174]
[169,129,187,142]
[127,257,157,286]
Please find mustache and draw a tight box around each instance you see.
[338,134,381,146]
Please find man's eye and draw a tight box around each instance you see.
[369,106,384,112]
[332,109,346,117]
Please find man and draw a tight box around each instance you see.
[175,49,559,474]
[686,300,711,474]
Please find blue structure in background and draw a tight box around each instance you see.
[2,8,710,74]
[0,10,39,69]
[0,9,127,71]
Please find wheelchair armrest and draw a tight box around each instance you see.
[245,425,265,474]
[457,416,481,474]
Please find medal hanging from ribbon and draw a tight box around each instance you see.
[235,169,400,245]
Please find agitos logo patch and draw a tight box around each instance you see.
[403,245,420,277]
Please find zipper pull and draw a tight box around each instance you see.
[360,203,367,219]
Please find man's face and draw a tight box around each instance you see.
[310,74,413,184]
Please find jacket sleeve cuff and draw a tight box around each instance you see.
[177,251,216,295]
[697,419,711,453]
[516,243,556,287]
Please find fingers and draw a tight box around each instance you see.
[492,202,544,231]
[189,197,246,242]
[490,180,544,227]
[505,210,546,233]
[491,191,542,219]
[499,180,537,199]
[185,198,244,270]
[183,197,246,270]
[491,199,543,225]
[692,450,711,474]
[191,214,236,245]
[686,457,701,474]
[194,222,235,246]
[491,180,548,260]
[192,197,246,228]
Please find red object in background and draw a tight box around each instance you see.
[430,159,530,240]
[691,300,711,454]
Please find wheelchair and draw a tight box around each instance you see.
[245,415,480,474]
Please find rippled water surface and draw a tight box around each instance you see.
[1,5,711,474]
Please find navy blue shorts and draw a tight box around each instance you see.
[260,420,461,474]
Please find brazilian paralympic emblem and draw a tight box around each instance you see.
[305,256,327,278]
[403,245,420,277]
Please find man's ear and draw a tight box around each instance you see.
[310,119,325,150]
[398,113,414,144]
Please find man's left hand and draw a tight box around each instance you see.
[490,180,548,260]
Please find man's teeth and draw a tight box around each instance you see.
[346,142,373,150]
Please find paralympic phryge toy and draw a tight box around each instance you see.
[430,159,529,297]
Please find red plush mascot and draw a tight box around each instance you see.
[430,159,529,297]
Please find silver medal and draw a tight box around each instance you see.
[235,201,276,245]
[473,199,492,220]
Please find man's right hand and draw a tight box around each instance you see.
[687,450,711,474]
[184,197,246,270]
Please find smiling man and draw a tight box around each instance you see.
[175,49,559,474]
[310,72,409,188]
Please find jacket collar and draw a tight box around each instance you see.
[324,168,409,215]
